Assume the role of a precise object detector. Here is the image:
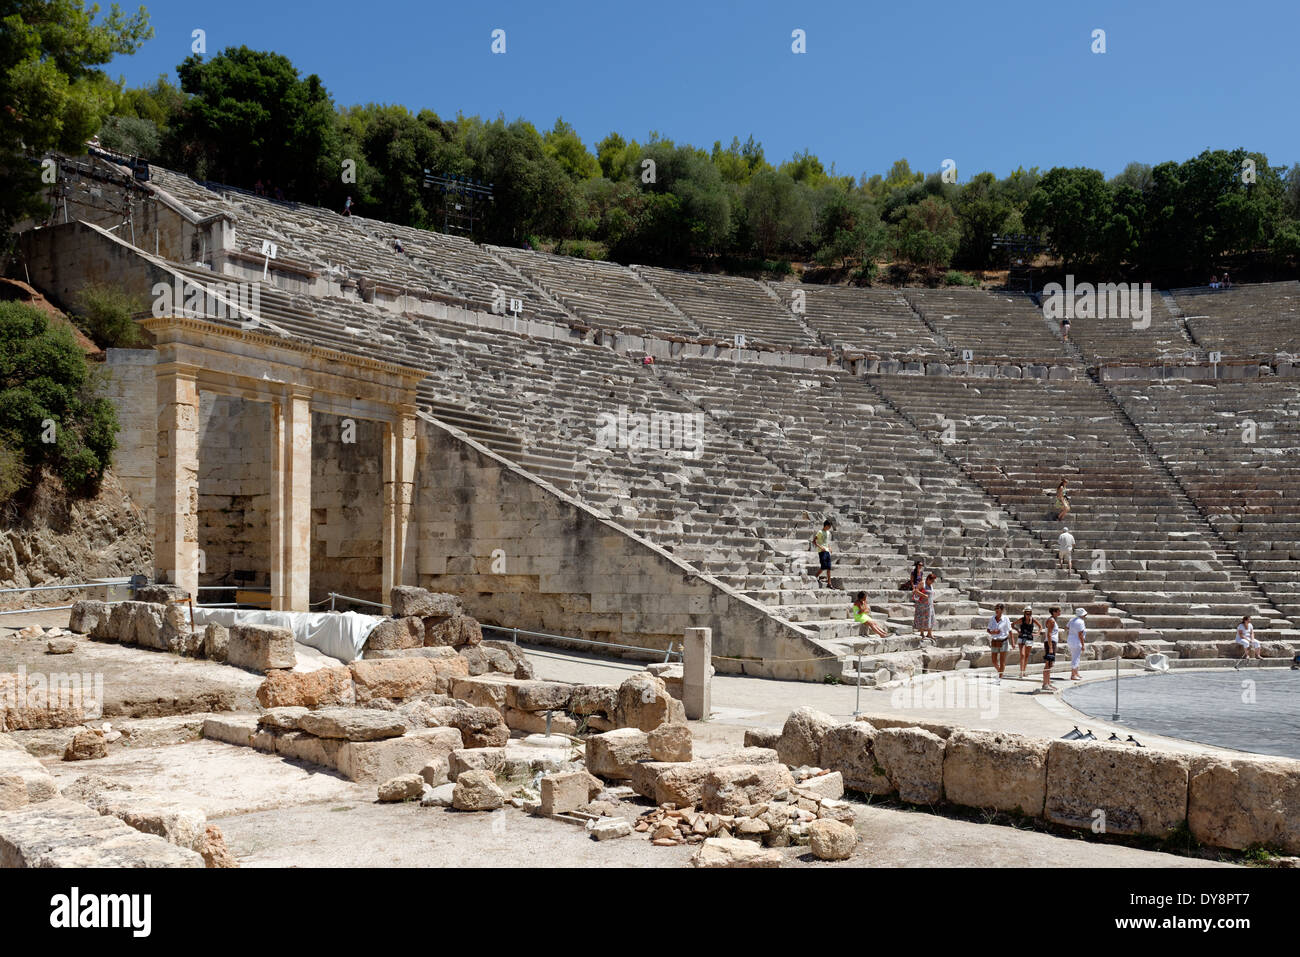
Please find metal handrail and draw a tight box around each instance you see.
[0,579,131,595]
[480,623,682,661]
[327,591,389,611]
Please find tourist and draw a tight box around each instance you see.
[393,238,404,253]
[1015,606,1039,679]
[1053,479,1071,521]
[343,195,353,217]
[1057,525,1075,570]
[851,591,889,639]
[812,519,834,590]
[1209,274,1220,289]
[912,572,937,643]
[1221,270,1232,290]
[907,559,925,600]
[1042,607,1062,690]
[1067,607,1088,680]
[1234,614,1262,668]
[1061,315,1070,342]
[987,603,1012,682]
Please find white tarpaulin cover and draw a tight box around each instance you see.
[192,608,380,663]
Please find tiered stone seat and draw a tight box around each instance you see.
[868,374,1286,643]
[766,281,949,358]
[903,288,1072,365]
[1112,379,1300,623]
[636,266,819,348]
[489,246,701,337]
[1066,292,1204,364]
[1172,282,1300,358]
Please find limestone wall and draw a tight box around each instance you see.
[414,416,836,681]
[100,349,157,532]
[197,395,272,588]
[815,711,1300,855]
[310,413,384,605]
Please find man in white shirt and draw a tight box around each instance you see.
[986,603,1012,682]
[1067,608,1088,680]
[1057,527,1075,570]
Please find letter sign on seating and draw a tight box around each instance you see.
[961,349,974,363]
[1209,351,1222,364]
[509,298,523,315]
[261,240,278,259]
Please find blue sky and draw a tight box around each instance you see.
[111,0,1298,181]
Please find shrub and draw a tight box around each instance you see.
[0,437,27,505]
[943,269,981,287]
[0,301,118,495]
[71,283,146,348]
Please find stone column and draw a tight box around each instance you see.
[382,405,419,604]
[154,361,200,597]
[683,626,712,720]
[270,387,312,611]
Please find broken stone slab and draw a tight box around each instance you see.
[256,706,309,731]
[942,729,1049,817]
[274,731,343,768]
[504,707,577,735]
[506,680,574,712]
[336,727,463,784]
[46,638,76,655]
[200,825,238,868]
[743,728,781,750]
[424,614,483,649]
[390,586,463,619]
[540,770,595,817]
[422,783,456,807]
[1045,739,1189,838]
[615,673,686,731]
[378,774,425,802]
[0,798,204,867]
[256,667,356,709]
[456,645,518,676]
[452,769,504,811]
[450,675,513,711]
[350,656,467,702]
[792,771,845,802]
[479,640,534,679]
[365,616,425,653]
[808,818,856,860]
[648,723,692,762]
[818,721,891,795]
[63,729,107,761]
[701,764,797,814]
[134,584,190,604]
[226,624,296,673]
[68,599,109,636]
[401,703,508,748]
[691,836,782,868]
[873,727,946,804]
[586,727,651,780]
[588,818,632,840]
[201,714,258,748]
[568,684,618,717]
[449,747,506,780]
[296,707,409,741]
[1187,755,1300,854]
[203,623,229,662]
[631,749,780,807]
[776,707,837,768]
[0,773,29,811]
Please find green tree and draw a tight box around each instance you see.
[738,169,811,257]
[955,172,1014,268]
[543,118,599,181]
[1024,167,1113,268]
[0,0,152,234]
[812,186,885,268]
[0,300,117,494]
[890,196,961,272]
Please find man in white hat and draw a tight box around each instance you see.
[1057,526,1075,571]
[1067,607,1088,680]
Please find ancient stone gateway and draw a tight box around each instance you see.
[143,315,425,611]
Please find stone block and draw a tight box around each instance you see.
[1187,755,1300,854]
[256,667,355,709]
[203,623,229,662]
[648,723,692,762]
[691,837,781,868]
[391,586,463,618]
[378,774,424,802]
[365,617,425,653]
[540,771,590,816]
[452,769,504,811]
[297,707,408,741]
[424,614,482,649]
[227,624,296,673]
[336,726,463,783]
[586,728,651,780]
[448,747,506,780]
[507,680,573,712]
[701,764,796,814]
[777,707,836,768]
[615,673,685,731]
[818,721,891,795]
[808,818,856,860]
[1045,740,1189,837]
[943,729,1049,816]
[68,600,109,636]
[873,727,946,804]
[349,657,458,704]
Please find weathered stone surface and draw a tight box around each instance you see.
[449,747,506,780]
[450,675,512,711]
[134,584,189,604]
[1045,740,1190,837]
[199,824,238,868]
[424,613,483,649]
[586,728,651,780]
[335,727,463,783]
[0,773,29,810]
[615,674,686,732]
[630,748,779,805]
[480,640,534,679]
[507,680,573,712]
[691,836,782,868]
[0,798,203,868]
[569,684,618,717]
[793,771,844,802]
[365,646,463,662]
[104,601,134,643]
[129,602,166,649]
[297,708,408,741]
[458,645,514,676]
[0,672,87,732]
[873,727,946,804]
[589,818,632,840]
[365,617,425,653]
[255,667,354,709]
[452,769,504,811]
[68,600,109,637]
[203,623,229,662]
[504,708,578,735]
[99,803,208,854]
[45,638,76,655]
[701,764,796,814]
[422,783,456,807]
[420,756,450,787]
[350,657,464,703]
[648,723,692,762]
[540,771,591,816]
[777,707,837,768]
[404,704,508,748]
[378,774,425,802]
[818,721,890,795]
[743,728,781,750]
[274,731,343,769]
[943,729,1049,816]
[63,730,107,761]
[201,714,258,747]
[227,624,296,673]
[391,586,462,619]
[1188,755,1300,854]
[256,707,308,731]
[808,818,856,861]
